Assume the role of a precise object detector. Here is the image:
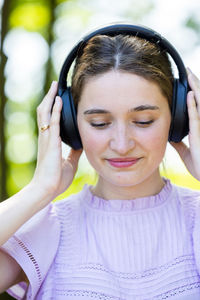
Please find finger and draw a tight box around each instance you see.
[66,148,83,171]
[41,81,58,108]
[37,81,58,127]
[49,96,63,143]
[67,148,83,163]
[187,90,200,137]
[187,91,200,156]
[170,141,189,162]
[187,68,200,114]
[37,95,62,161]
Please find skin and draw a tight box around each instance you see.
[77,70,171,200]
[1,68,199,287]
[171,68,200,181]
[30,68,200,202]
[29,67,200,202]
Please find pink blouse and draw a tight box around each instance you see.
[1,179,200,299]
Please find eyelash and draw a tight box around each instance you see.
[90,120,154,128]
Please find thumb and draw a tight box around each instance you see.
[170,141,189,161]
[67,148,83,170]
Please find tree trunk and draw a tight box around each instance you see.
[0,0,10,201]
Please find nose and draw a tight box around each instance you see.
[109,123,135,155]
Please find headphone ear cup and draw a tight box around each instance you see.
[168,79,189,142]
[59,88,82,149]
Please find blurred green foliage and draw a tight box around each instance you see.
[0,0,200,204]
[185,15,200,39]
[9,3,51,30]
[1,3,200,300]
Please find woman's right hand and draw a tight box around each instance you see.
[31,81,82,200]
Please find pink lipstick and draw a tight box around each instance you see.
[106,158,140,168]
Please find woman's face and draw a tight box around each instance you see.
[77,70,171,193]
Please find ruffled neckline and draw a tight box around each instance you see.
[82,179,172,212]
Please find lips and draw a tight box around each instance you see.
[108,158,139,162]
[106,157,141,168]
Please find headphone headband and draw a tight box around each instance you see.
[58,23,189,148]
[59,23,187,92]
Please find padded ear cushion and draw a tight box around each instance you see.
[169,79,189,142]
[59,88,82,149]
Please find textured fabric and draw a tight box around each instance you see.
[1,179,200,299]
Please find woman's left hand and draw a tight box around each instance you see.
[170,68,200,181]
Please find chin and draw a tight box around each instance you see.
[106,172,145,187]
[101,167,161,189]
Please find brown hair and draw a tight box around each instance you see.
[71,34,174,108]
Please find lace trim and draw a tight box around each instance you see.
[55,283,200,300]
[154,282,200,300]
[57,290,123,300]
[13,235,42,285]
[77,254,195,280]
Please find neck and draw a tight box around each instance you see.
[91,170,165,200]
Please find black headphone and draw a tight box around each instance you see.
[58,23,189,150]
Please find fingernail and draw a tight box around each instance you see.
[51,81,57,87]
[55,96,61,104]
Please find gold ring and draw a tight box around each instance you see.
[40,124,50,132]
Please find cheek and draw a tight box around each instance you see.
[78,124,106,156]
[81,133,106,170]
[83,136,102,153]
[142,121,170,156]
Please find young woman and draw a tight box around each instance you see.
[0,30,200,300]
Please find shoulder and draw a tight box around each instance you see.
[171,182,200,206]
[168,183,200,278]
[170,182,200,228]
[52,184,90,216]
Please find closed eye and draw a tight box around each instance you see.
[90,122,110,127]
[134,120,154,127]
[135,120,153,125]
[90,120,154,128]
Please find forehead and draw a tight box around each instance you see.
[78,70,168,110]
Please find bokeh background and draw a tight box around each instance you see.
[0,0,200,299]
[0,0,200,204]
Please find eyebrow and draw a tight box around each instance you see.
[83,105,159,115]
